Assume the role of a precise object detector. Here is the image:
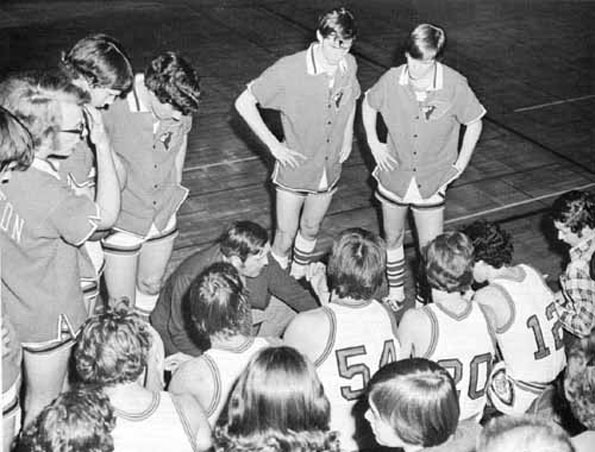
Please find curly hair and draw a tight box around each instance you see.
[328,228,387,300]
[367,358,459,448]
[214,346,339,452]
[16,385,116,452]
[187,262,252,342]
[0,71,89,150]
[551,190,595,235]
[461,220,513,269]
[425,232,474,293]
[60,34,133,92]
[74,304,152,386]
[0,105,34,172]
[144,52,200,116]
[564,328,595,429]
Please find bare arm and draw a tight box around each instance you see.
[235,88,305,168]
[398,309,432,358]
[86,106,121,229]
[454,119,483,173]
[473,285,511,332]
[168,358,217,420]
[362,95,397,171]
[174,134,188,185]
[172,392,213,452]
[284,310,329,364]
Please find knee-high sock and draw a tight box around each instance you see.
[135,289,158,319]
[291,231,316,278]
[386,247,405,301]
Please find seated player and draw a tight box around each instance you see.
[398,232,495,425]
[168,262,273,426]
[74,304,212,452]
[16,386,116,452]
[551,190,595,340]
[564,327,595,452]
[284,228,400,451]
[463,220,566,416]
[477,415,575,452]
[214,346,340,452]
[365,358,459,452]
[151,221,321,357]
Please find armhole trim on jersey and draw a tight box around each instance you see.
[113,391,160,421]
[490,283,516,334]
[381,303,400,339]
[201,354,221,418]
[421,306,439,359]
[476,303,498,352]
[170,394,200,452]
[528,264,555,296]
[314,307,336,367]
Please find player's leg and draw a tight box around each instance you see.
[22,342,73,426]
[102,231,143,306]
[412,204,444,306]
[380,200,409,304]
[136,230,177,319]
[291,190,334,278]
[272,188,306,270]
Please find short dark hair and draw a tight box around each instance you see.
[17,386,116,452]
[477,415,575,452]
[60,34,133,92]
[425,232,474,293]
[75,304,152,386]
[367,358,459,448]
[328,228,386,300]
[0,105,34,172]
[551,190,595,235]
[565,327,595,429]
[317,7,357,40]
[187,262,251,340]
[404,23,446,60]
[218,221,268,263]
[462,220,513,268]
[144,52,201,116]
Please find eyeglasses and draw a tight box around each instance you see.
[60,121,86,137]
[326,37,353,50]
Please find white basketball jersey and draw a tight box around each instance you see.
[112,392,196,452]
[315,300,400,452]
[202,337,270,425]
[423,302,495,421]
[492,264,566,383]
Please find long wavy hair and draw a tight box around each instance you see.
[215,346,340,452]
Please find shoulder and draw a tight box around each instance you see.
[286,308,328,334]
[441,63,468,84]
[400,306,431,328]
[474,284,508,307]
[169,357,215,393]
[284,308,331,361]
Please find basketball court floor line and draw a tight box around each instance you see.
[514,94,595,113]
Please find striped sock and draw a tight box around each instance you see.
[135,290,158,319]
[386,247,405,301]
[291,232,316,279]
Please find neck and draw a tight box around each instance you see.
[314,43,339,73]
[432,289,470,313]
[487,265,515,282]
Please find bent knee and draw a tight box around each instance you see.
[137,278,163,296]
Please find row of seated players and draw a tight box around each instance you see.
[13,226,595,451]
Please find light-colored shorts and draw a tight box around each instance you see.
[102,215,177,255]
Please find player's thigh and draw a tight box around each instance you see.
[300,191,334,232]
[137,234,177,290]
[412,206,444,250]
[275,188,306,235]
[102,232,143,302]
[380,201,409,247]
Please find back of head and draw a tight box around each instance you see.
[404,23,446,60]
[425,231,474,293]
[317,7,357,40]
[328,228,386,300]
[144,51,201,116]
[565,327,595,430]
[551,190,595,234]
[477,415,575,452]
[367,358,459,448]
[218,221,268,263]
[17,386,116,452]
[218,346,334,452]
[0,105,34,171]
[462,220,513,268]
[74,303,152,386]
[0,71,88,149]
[60,34,133,92]
[187,261,251,340]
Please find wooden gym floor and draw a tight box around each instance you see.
[1,0,593,295]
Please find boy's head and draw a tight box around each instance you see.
[461,220,514,283]
[17,386,116,452]
[425,232,474,293]
[551,190,595,247]
[218,221,270,278]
